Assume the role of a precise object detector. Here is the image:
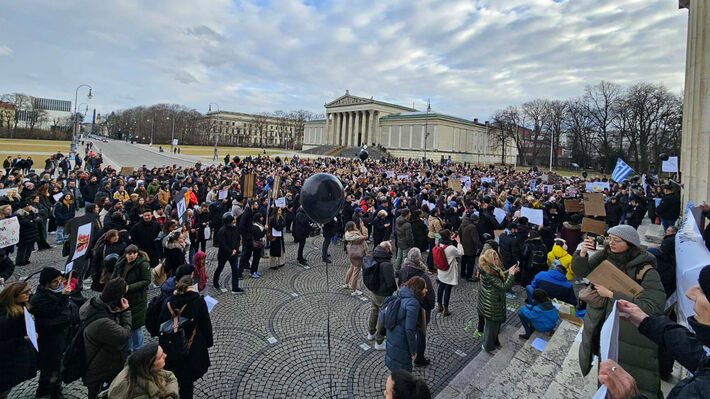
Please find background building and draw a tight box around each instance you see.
[15,96,72,130]
[203,111,301,149]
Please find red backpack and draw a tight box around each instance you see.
[432,243,451,271]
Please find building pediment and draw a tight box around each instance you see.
[326,93,373,108]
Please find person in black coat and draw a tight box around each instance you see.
[213,212,242,293]
[238,200,258,273]
[520,231,548,287]
[268,208,286,269]
[649,226,677,298]
[0,282,37,398]
[372,209,391,248]
[291,206,312,266]
[208,199,229,247]
[605,196,623,228]
[29,268,77,399]
[322,217,337,263]
[129,210,161,267]
[476,206,499,241]
[498,224,520,269]
[158,275,213,399]
[655,186,681,229]
[80,175,100,206]
[14,201,41,266]
[0,250,14,286]
[194,204,211,253]
[411,209,429,253]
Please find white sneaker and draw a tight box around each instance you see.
[366,333,375,340]
[351,290,363,296]
[340,284,350,289]
[374,342,386,351]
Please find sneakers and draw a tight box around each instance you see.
[340,284,350,289]
[251,272,261,278]
[366,332,375,340]
[230,288,245,295]
[374,342,386,351]
[414,358,430,367]
[351,290,363,296]
[298,259,309,266]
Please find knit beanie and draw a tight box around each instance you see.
[699,265,710,300]
[607,225,641,248]
[175,264,194,281]
[100,277,127,304]
[39,267,62,286]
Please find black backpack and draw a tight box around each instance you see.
[158,300,197,359]
[378,295,402,330]
[145,291,171,337]
[531,249,547,267]
[362,256,380,292]
[60,301,109,384]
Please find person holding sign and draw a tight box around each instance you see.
[268,208,286,270]
[571,225,666,398]
[0,281,37,399]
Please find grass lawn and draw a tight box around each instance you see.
[0,138,71,155]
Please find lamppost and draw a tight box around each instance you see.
[423,98,431,161]
[208,103,219,157]
[147,118,154,146]
[208,103,219,113]
[167,116,175,152]
[72,84,92,151]
[549,128,554,171]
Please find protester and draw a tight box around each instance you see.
[572,224,666,398]
[292,206,311,266]
[478,248,518,354]
[648,225,678,297]
[526,260,577,305]
[372,209,391,248]
[14,200,41,266]
[130,209,162,267]
[546,238,573,281]
[435,229,463,316]
[400,248,435,367]
[385,276,427,372]
[655,185,681,229]
[343,220,369,296]
[383,369,431,399]
[520,230,547,287]
[106,343,179,399]
[365,241,397,351]
[268,207,287,269]
[52,193,75,245]
[214,212,243,294]
[518,288,559,339]
[113,244,151,353]
[458,212,480,282]
[248,212,266,278]
[193,251,208,295]
[394,208,414,275]
[0,282,37,399]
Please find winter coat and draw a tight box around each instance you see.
[130,219,161,262]
[560,222,583,252]
[527,269,577,305]
[400,264,435,313]
[291,208,311,241]
[498,230,519,268]
[0,307,37,392]
[519,301,558,333]
[427,215,443,239]
[29,286,76,370]
[458,217,480,256]
[395,216,414,249]
[217,224,240,258]
[113,252,151,328]
[477,210,499,239]
[521,237,547,271]
[477,260,515,322]
[572,246,665,399]
[435,241,464,286]
[638,315,710,399]
[628,203,647,229]
[605,202,623,226]
[384,286,421,372]
[344,225,368,267]
[372,216,391,245]
[411,218,428,252]
[53,201,75,227]
[655,193,681,222]
[107,366,179,399]
[656,234,676,297]
[0,251,14,281]
[269,215,286,257]
[158,290,213,383]
[80,297,132,387]
[547,244,574,281]
[370,246,397,297]
[157,190,170,208]
[15,208,40,244]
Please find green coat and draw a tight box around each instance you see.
[113,253,151,329]
[477,268,515,322]
[571,247,665,399]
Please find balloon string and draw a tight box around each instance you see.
[323,230,334,398]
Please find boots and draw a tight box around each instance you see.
[437,303,444,313]
[443,307,452,316]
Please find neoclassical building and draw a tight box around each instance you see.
[204,111,300,148]
[303,91,517,164]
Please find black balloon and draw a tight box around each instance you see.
[283,165,291,172]
[359,149,369,161]
[233,155,240,164]
[425,170,431,177]
[582,171,588,178]
[300,173,345,224]
[659,153,669,161]
[275,156,281,163]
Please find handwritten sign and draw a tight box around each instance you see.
[119,166,134,176]
[275,197,286,208]
[585,182,610,193]
[71,222,92,261]
[0,216,20,248]
[218,188,229,200]
[661,156,678,173]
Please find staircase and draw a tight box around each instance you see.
[436,320,598,399]
[332,146,388,160]
[301,144,338,155]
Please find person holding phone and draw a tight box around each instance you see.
[572,225,666,398]
[478,249,518,354]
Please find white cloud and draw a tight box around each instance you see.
[0,0,688,120]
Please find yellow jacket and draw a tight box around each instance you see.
[547,244,573,281]
[112,190,129,202]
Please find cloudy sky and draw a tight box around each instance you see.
[1,0,688,122]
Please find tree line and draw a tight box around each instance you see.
[491,81,682,173]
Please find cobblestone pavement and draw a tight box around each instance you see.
[8,232,523,399]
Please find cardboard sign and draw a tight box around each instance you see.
[581,217,607,236]
[548,173,562,184]
[119,166,134,176]
[271,176,281,199]
[448,179,463,193]
[494,229,504,238]
[587,260,644,298]
[583,193,606,217]
[0,216,20,248]
[241,174,255,198]
[564,199,584,213]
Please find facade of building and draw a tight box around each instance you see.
[203,111,300,148]
[0,101,15,129]
[15,96,72,130]
[303,91,517,164]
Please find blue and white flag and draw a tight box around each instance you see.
[611,158,633,183]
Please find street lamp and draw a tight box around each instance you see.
[147,118,154,146]
[72,84,92,151]
[423,99,431,161]
[549,128,554,171]
[167,116,175,152]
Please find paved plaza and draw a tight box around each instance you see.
[8,228,523,398]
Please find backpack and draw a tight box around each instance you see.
[362,256,380,292]
[158,300,197,359]
[531,249,547,267]
[378,295,402,330]
[432,243,451,271]
[145,291,171,337]
[60,301,109,384]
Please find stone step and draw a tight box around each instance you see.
[542,322,599,398]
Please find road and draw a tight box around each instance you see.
[90,138,219,169]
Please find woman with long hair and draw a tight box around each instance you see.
[0,282,37,399]
[385,276,427,372]
[106,343,179,398]
[268,207,286,270]
[342,220,369,296]
[248,212,266,278]
[478,249,518,354]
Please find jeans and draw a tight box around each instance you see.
[368,294,387,344]
[519,312,535,337]
[437,280,453,307]
[128,328,144,352]
[55,225,65,244]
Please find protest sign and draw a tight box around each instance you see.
[71,223,92,261]
[494,229,504,238]
[661,156,678,173]
[674,203,710,322]
[119,166,134,176]
[583,193,606,217]
[564,199,584,213]
[385,171,395,179]
[520,207,543,226]
[271,176,281,199]
[592,300,621,399]
[493,208,506,224]
[241,174,255,198]
[481,177,494,184]
[542,184,553,193]
[460,176,471,189]
[24,308,38,351]
[275,197,286,208]
[53,192,64,202]
[397,174,410,180]
[585,182,610,192]
[448,179,463,193]
[176,198,187,225]
[64,261,74,275]
[587,260,644,298]
[581,217,606,236]
[0,216,20,248]
[218,188,229,200]
[204,296,218,313]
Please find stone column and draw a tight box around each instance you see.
[359,111,365,147]
[332,113,338,145]
[353,111,360,147]
[680,0,710,205]
[373,111,380,146]
[324,112,330,145]
[345,112,351,146]
[367,110,373,146]
[336,113,342,146]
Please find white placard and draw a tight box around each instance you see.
[397,174,410,180]
[71,222,92,261]
[176,198,187,225]
[271,228,282,237]
[24,308,38,351]
[542,185,553,193]
[493,208,506,224]
[0,216,20,248]
[661,156,678,173]
[0,188,8,197]
[481,177,494,183]
[585,182,610,193]
[203,226,211,240]
[275,197,286,208]
[53,192,64,202]
[172,139,179,146]
[600,300,620,362]
[675,203,710,322]
[385,171,395,178]
[64,262,74,275]
[218,188,229,200]
[204,295,218,313]
[520,207,543,226]
[460,176,471,188]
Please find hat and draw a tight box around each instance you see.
[175,264,194,281]
[607,225,641,248]
[39,267,62,286]
[100,277,127,304]
[699,265,710,300]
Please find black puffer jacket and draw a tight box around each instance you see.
[15,208,40,244]
[29,286,77,370]
[371,246,397,297]
[0,307,37,392]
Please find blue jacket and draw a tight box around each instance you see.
[520,301,558,332]
[527,269,577,305]
[385,286,420,372]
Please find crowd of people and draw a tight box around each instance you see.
[0,140,707,399]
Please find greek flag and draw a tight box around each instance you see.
[611,158,633,183]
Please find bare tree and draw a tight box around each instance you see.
[522,99,551,166]
[584,81,621,172]
[543,100,566,167]
[492,106,529,165]
[565,98,595,168]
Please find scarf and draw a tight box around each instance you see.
[403,248,427,272]
[62,197,73,207]
[604,246,640,271]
